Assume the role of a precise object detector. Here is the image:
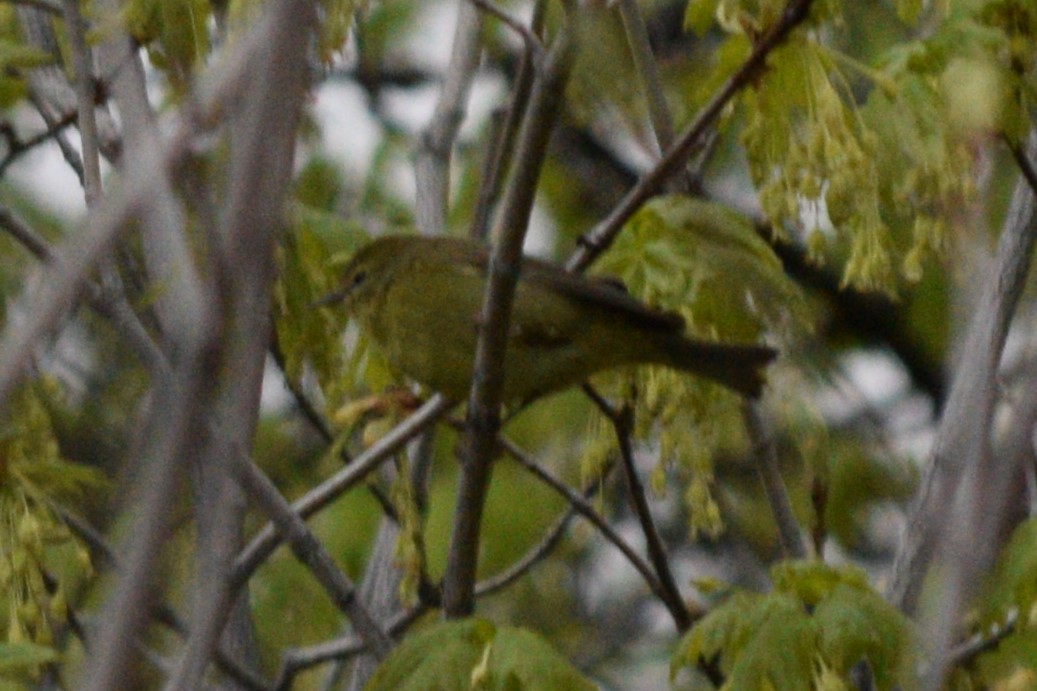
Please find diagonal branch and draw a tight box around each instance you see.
[229,448,393,659]
[583,385,691,631]
[498,437,665,601]
[566,0,816,272]
[230,395,453,590]
[614,0,682,184]
[414,0,483,237]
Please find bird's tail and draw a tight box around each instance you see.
[654,336,777,398]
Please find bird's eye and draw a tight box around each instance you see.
[351,270,367,288]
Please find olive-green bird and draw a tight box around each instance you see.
[322,234,777,404]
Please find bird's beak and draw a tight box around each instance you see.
[311,287,347,308]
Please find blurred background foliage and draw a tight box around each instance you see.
[1,0,1037,688]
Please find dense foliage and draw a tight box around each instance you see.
[0,0,1036,689]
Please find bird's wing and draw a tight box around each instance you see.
[437,235,684,333]
[521,256,684,332]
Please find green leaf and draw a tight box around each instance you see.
[588,196,802,536]
[595,195,806,343]
[120,0,211,84]
[672,592,815,690]
[684,0,721,35]
[0,40,52,71]
[813,584,914,690]
[0,641,57,672]
[978,517,1037,624]
[770,561,871,607]
[365,619,596,691]
[273,207,367,409]
[316,0,358,63]
[675,563,916,689]
[895,0,923,24]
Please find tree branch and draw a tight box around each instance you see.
[615,0,686,194]
[743,402,809,559]
[566,0,816,272]
[414,0,482,237]
[890,131,1037,689]
[229,448,393,659]
[584,386,692,631]
[498,436,669,599]
[443,4,580,618]
[230,395,453,590]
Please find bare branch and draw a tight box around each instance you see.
[27,92,86,186]
[231,395,453,589]
[0,0,299,411]
[614,0,680,167]
[59,511,274,691]
[743,402,809,559]
[443,5,580,618]
[229,449,393,659]
[414,0,482,236]
[169,0,317,681]
[273,608,425,689]
[469,0,544,60]
[0,108,77,179]
[6,0,60,14]
[61,0,102,205]
[583,386,691,631]
[890,130,1037,689]
[81,322,220,691]
[269,340,338,443]
[497,437,663,598]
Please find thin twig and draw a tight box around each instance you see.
[474,504,576,598]
[0,204,53,260]
[414,0,482,236]
[268,338,337,445]
[61,0,102,205]
[468,0,544,61]
[944,609,1018,669]
[467,0,548,241]
[231,395,453,590]
[273,607,426,690]
[0,0,301,411]
[1011,136,1037,196]
[743,402,808,559]
[81,346,220,691]
[497,437,665,597]
[27,92,85,186]
[614,0,681,173]
[7,0,61,14]
[57,510,274,691]
[469,106,508,240]
[583,385,691,631]
[566,0,816,272]
[229,449,393,659]
[0,109,77,179]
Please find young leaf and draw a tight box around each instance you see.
[812,584,915,690]
[674,563,915,689]
[365,618,595,691]
[273,207,368,410]
[671,592,816,689]
[0,641,58,676]
[595,195,805,343]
